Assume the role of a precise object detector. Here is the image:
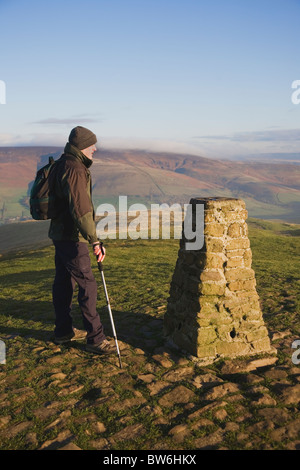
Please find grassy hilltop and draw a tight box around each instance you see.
[0,219,299,450]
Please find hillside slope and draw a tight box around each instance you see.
[0,147,299,222]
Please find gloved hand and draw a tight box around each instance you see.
[93,242,106,263]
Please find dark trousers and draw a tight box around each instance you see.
[52,240,106,345]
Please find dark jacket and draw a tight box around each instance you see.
[48,143,98,244]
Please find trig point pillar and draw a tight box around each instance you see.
[164,197,274,363]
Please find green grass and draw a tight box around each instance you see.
[247,218,300,335]
[0,217,299,360]
[241,198,293,219]
[276,191,300,205]
[0,218,299,450]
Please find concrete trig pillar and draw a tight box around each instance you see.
[164,197,274,363]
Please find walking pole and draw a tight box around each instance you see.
[97,245,123,369]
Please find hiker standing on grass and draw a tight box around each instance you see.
[48,126,114,355]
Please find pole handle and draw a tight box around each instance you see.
[96,241,105,271]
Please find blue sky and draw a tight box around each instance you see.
[0,0,300,158]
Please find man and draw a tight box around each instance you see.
[49,126,113,355]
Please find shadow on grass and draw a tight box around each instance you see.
[0,295,172,357]
[0,270,55,288]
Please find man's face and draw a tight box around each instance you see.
[81,144,97,160]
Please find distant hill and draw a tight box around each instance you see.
[0,146,300,223]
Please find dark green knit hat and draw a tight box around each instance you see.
[68,126,97,150]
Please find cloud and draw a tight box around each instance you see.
[100,136,209,156]
[0,132,65,147]
[32,115,102,125]
[232,129,300,142]
[1,131,299,161]
[193,128,300,142]
[192,134,231,141]
[0,133,208,156]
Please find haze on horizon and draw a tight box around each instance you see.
[0,0,300,160]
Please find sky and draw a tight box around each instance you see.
[0,0,300,159]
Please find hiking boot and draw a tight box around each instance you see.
[86,339,115,355]
[54,328,87,345]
